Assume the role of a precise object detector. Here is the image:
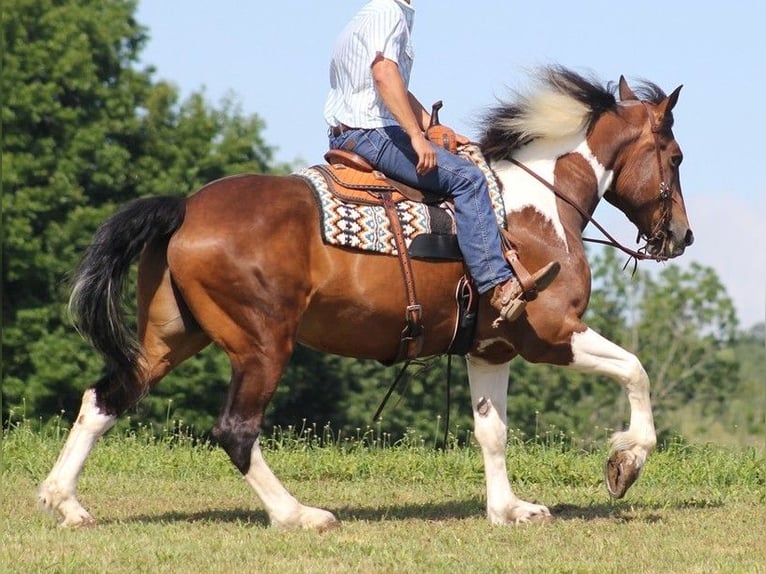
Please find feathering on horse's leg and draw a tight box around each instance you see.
[467,357,551,524]
[568,327,657,498]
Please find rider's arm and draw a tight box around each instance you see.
[372,55,436,175]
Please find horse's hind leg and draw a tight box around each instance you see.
[39,243,210,527]
[568,327,657,498]
[208,318,338,531]
[174,260,338,530]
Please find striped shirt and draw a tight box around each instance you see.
[323,0,415,129]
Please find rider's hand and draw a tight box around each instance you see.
[412,133,437,175]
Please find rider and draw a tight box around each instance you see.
[324,0,560,322]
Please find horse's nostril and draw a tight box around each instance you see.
[685,229,694,246]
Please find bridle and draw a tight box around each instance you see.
[508,100,675,267]
[638,101,675,260]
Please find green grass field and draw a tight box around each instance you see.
[2,420,764,574]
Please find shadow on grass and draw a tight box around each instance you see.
[549,497,724,523]
[106,497,723,527]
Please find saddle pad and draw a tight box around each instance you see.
[295,144,506,256]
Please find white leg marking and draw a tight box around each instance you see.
[38,389,116,527]
[467,357,551,525]
[570,328,657,459]
[243,439,338,530]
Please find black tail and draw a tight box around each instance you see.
[69,196,186,381]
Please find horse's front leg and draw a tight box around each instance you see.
[569,327,657,498]
[466,357,551,524]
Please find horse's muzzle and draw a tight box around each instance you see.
[653,226,694,258]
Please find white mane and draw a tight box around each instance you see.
[497,87,590,144]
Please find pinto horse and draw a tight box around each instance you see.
[39,67,692,529]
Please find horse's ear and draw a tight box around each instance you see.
[666,84,683,112]
[656,84,683,118]
[619,75,638,101]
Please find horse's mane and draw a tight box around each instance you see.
[479,66,667,162]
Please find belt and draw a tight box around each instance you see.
[330,124,355,137]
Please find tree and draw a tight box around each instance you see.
[2,0,281,422]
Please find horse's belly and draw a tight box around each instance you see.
[297,251,466,361]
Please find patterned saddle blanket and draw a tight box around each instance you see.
[295,144,506,260]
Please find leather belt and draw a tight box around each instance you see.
[330,124,355,137]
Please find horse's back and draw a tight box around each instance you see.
[183,173,317,228]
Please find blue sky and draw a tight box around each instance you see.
[136,1,764,329]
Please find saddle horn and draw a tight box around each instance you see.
[426,100,457,154]
[429,100,444,128]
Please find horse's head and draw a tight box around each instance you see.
[602,77,693,259]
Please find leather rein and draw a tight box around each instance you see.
[508,101,674,268]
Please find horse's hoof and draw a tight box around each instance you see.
[59,513,97,529]
[502,501,552,525]
[604,450,642,498]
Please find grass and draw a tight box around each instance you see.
[1,418,764,574]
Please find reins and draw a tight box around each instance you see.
[508,157,657,264]
[372,355,453,450]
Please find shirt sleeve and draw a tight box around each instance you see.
[358,8,409,68]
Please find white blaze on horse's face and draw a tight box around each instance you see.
[495,131,613,252]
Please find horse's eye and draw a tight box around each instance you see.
[671,154,683,167]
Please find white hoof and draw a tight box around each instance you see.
[489,500,552,525]
[272,506,339,531]
[299,507,340,531]
[38,482,95,528]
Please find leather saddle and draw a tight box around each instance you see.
[316,149,446,207]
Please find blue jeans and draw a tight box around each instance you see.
[329,126,513,293]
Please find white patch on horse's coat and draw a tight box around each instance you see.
[493,134,614,251]
[574,140,614,198]
[494,133,584,250]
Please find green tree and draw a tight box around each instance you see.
[637,263,739,420]
[2,0,281,423]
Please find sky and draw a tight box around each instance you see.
[136,1,765,329]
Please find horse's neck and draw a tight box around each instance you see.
[490,135,613,250]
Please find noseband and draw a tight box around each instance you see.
[509,100,675,265]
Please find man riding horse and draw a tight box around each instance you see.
[324,0,560,322]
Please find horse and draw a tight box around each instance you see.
[38,66,692,529]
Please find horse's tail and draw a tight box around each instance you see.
[69,196,186,382]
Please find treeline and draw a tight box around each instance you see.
[2,0,763,446]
